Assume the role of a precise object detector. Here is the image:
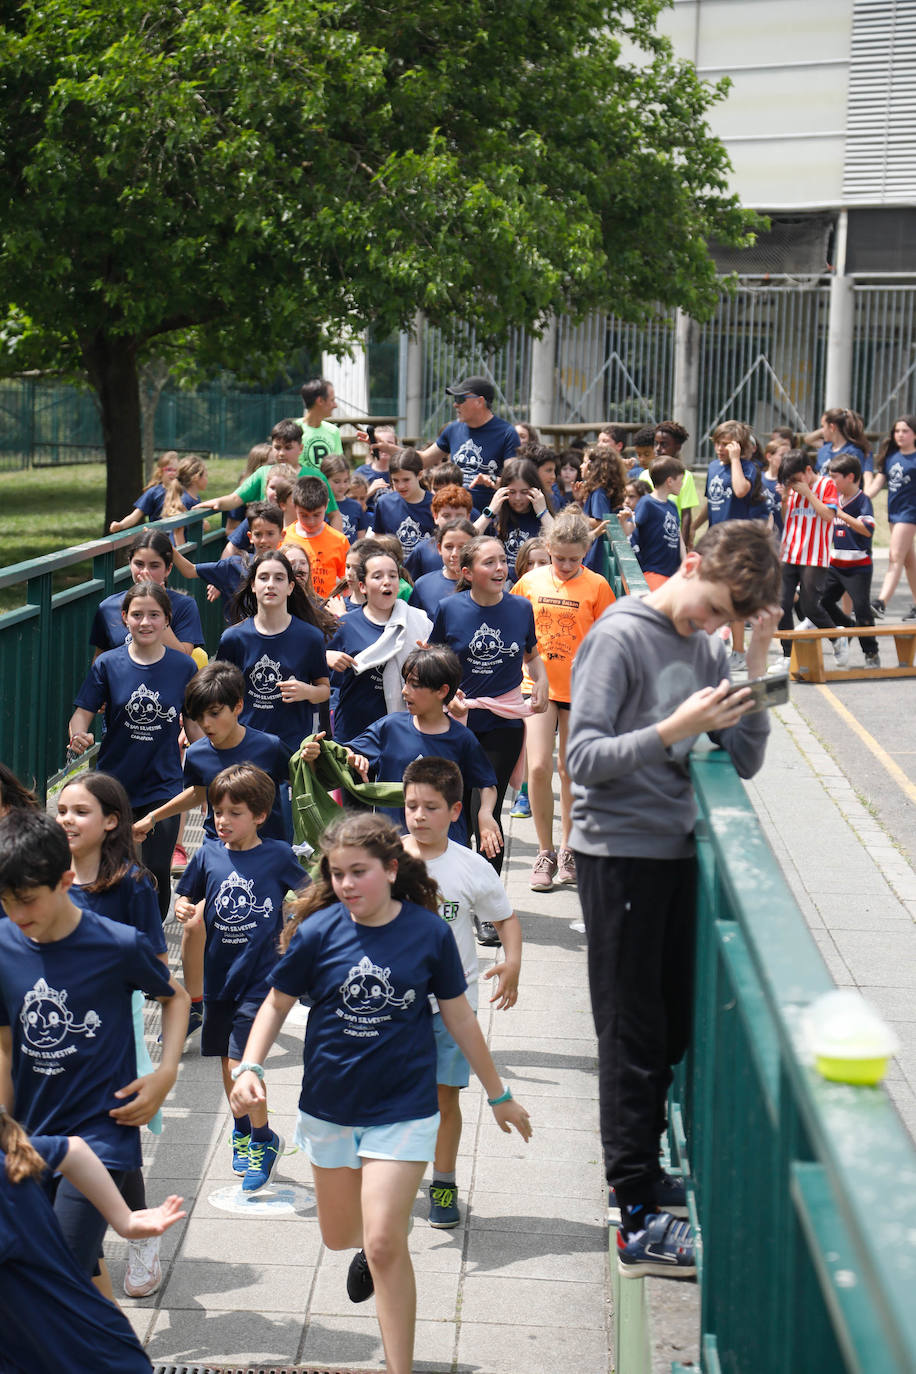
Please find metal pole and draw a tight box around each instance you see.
[405,310,424,442]
[825,209,854,408]
[529,316,557,436]
[673,309,700,462]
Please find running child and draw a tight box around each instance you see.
[175,764,307,1192]
[159,454,208,542]
[108,452,180,533]
[822,454,880,668]
[331,645,500,854]
[0,810,189,1297]
[197,418,342,531]
[567,521,781,1279]
[216,551,330,758]
[229,812,531,1374]
[511,509,614,891]
[0,1107,184,1374]
[405,483,474,578]
[221,466,297,556]
[474,456,554,580]
[370,449,436,557]
[55,771,170,1298]
[866,414,916,618]
[70,580,199,919]
[401,757,522,1228]
[408,518,475,618]
[281,475,351,599]
[170,500,285,622]
[90,529,204,658]
[321,455,371,545]
[325,546,432,742]
[617,457,685,589]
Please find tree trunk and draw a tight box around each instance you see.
[82,333,144,532]
[140,357,172,482]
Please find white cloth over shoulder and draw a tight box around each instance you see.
[352,600,433,713]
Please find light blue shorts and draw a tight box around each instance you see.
[295,1110,441,1170]
[433,1011,470,1088]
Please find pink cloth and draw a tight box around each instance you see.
[448,687,533,789]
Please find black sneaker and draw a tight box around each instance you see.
[871,597,886,618]
[346,1248,374,1303]
[607,1174,687,1224]
[617,1212,696,1280]
[904,604,916,622]
[474,916,501,947]
[186,1002,204,1038]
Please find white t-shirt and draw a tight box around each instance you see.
[422,840,514,1011]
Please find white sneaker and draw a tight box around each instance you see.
[833,636,850,668]
[728,650,747,673]
[796,617,814,631]
[123,1236,162,1298]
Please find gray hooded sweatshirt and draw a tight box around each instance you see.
[567,598,770,860]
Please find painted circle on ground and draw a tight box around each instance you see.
[207,1182,316,1216]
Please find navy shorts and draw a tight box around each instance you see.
[201,996,263,1059]
[48,1168,128,1277]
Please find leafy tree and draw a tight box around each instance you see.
[0,0,755,525]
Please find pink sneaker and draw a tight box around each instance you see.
[530,850,558,891]
[556,848,577,884]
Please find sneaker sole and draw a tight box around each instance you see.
[618,1255,696,1280]
[242,1134,285,1192]
[428,1214,461,1229]
[124,1262,162,1298]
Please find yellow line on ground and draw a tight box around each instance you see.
[815,684,916,805]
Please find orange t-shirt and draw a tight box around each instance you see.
[511,563,615,701]
[282,523,349,599]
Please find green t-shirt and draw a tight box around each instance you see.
[296,418,344,468]
[235,460,338,513]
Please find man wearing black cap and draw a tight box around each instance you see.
[418,375,520,512]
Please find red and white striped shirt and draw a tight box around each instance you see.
[781,474,838,567]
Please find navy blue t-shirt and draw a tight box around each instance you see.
[269,899,466,1126]
[0,909,173,1169]
[371,490,436,554]
[90,587,204,652]
[216,617,329,756]
[705,459,768,525]
[409,569,460,618]
[338,498,370,545]
[631,495,681,577]
[183,725,291,841]
[74,646,198,807]
[194,555,248,621]
[487,511,542,579]
[762,475,783,537]
[70,867,167,954]
[228,518,252,553]
[816,440,872,475]
[552,482,574,510]
[584,488,612,520]
[832,489,875,565]
[133,484,167,521]
[435,416,520,511]
[327,608,391,741]
[177,838,305,1002]
[0,1135,153,1374]
[885,452,916,523]
[405,537,443,579]
[430,591,537,733]
[346,713,497,843]
[352,463,392,499]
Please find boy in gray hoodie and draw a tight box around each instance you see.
[567,520,781,1279]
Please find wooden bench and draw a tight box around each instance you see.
[779,625,916,683]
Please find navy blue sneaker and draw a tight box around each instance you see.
[186,1002,204,1038]
[242,1131,284,1192]
[617,1212,696,1280]
[230,1130,250,1176]
[428,1182,460,1228]
[346,1248,374,1302]
[607,1174,687,1224]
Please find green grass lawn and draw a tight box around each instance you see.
[0,457,243,613]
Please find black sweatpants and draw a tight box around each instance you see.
[132,803,180,923]
[576,852,697,1207]
[821,565,878,657]
[467,723,523,877]
[779,563,835,656]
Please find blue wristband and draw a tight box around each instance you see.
[488,1088,513,1106]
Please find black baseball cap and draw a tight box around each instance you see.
[445,376,494,405]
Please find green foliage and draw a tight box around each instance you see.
[0,0,758,515]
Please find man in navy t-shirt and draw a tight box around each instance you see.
[416,376,520,513]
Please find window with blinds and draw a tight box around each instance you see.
[843,0,916,202]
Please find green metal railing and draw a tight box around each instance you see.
[0,510,224,798]
[664,748,916,1374]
